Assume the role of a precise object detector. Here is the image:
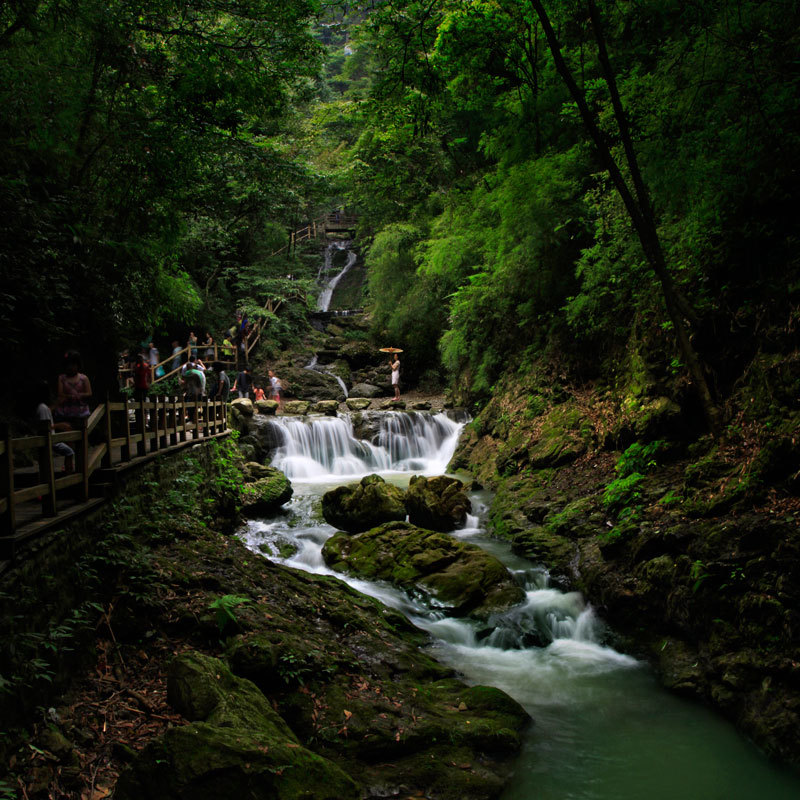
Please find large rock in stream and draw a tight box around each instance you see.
[322,521,525,619]
[240,465,293,515]
[405,475,472,531]
[321,474,406,532]
[115,652,358,800]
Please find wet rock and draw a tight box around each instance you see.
[345,397,371,411]
[231,397,254,417]
[322,521,525,619]
[381,399,406,410]
[631,396,683,442]
[282,366,344,402]
[411,400,431,410]
[340,341,378,368]
[115,652,358,800]
[283,400,311,415]
[312,400,339,416]
[511,526,574,575]
[349,382,381,398]
[405,475,472,532]
[321,474,406,533]
[254,399,278,415]
[242,461,277,482]
[349,410,383,441]
[241,468,293,515]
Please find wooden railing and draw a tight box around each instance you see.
[0,397,229,554]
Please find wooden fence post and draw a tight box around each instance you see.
[103,396,113,468]
[38,420,57,517]
[0,424,14,536]
[123,398,132,461]
[152,396,161,452]
[78,418,89,501]
[138,397,147,457]
[180,396,187,442]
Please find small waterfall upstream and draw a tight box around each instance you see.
[239,411,800,800]
[317,240,357,312]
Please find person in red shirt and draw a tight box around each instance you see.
[253,385,266,401]
[133,353,151,401]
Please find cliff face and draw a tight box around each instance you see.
[451,355,800,763]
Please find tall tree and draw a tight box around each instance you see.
[528,0,721,432]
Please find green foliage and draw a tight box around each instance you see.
[616,441,665,478]
[209,595,251,634]
[602,473,645,515]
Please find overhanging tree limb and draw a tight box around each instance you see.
[529,0,721,434]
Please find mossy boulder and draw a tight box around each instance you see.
[115,652,358,800]
[405,475,472,532]
[526,403,590,469]
[240,468,293,514]
[231,397,254,417]
[242,461,276,482]
[254,399,278,415]
[312,400,339,416]
[322,521,525,619]
[345,397,371,411]
[349,383,381,398]
[511,526,574,575]
[321,474,406,533]
[381,399,407,409]
[283,400,311,415]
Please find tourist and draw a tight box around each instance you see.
[54,351,92,425]
[213,362,230,403]
[35,381,74,473]
[233,366,252,399]
[268,370,282,408]
[149,342,164,378]
[203,332,214,361]
[132,353,151,402]
[188,331,198,359]
[170,340,182,372]
[222,336,235,359]
[253,384,266,402]
[390,354,401,400]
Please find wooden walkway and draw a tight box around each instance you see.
[1,398,230,562]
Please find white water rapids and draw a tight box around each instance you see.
[239,411,800,799]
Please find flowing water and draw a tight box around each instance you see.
[239,412,800,799]
[317,240,358,312]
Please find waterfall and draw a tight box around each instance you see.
[317,241,357,312]
[268,411,463,480]
[305,354,349,399]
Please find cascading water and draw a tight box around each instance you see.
[268,411,462,480]
[317,240,357,312]
[239,412,800,799]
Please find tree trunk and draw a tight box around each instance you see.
[529,0,721,435]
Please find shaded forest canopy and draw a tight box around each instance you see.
[2,0,799,419]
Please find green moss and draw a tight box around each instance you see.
[322,521,524,618]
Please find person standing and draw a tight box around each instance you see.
[268,370,282,408]
[170,340,182,372]
[36,381,75,472]
[132,353,151,402]
[54,351,93,425]
[203,333,214,361]
[213,362,230,403]
[390,354,401,400]
[233,367,252,399]
[187,331,198,359]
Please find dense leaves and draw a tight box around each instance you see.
[0,0,322,388]
[345,0,800,406]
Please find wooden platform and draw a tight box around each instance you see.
[1,399,230,561]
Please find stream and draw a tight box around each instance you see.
[239,411,800,799]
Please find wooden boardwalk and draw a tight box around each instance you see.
[1,398,230,563]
